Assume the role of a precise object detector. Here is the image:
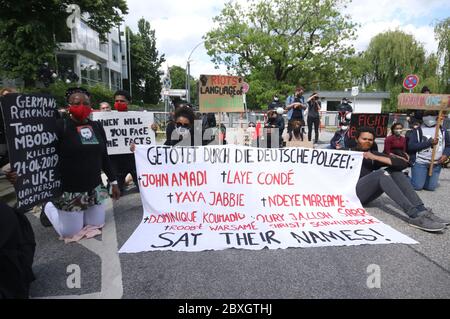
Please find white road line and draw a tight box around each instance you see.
[34,198,123,299]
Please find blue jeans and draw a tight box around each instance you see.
[411,162,442,191]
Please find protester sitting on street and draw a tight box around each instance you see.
[42,87,120,241]
[330,121,352,150]
[348,127,449,232]
[283,120,306,147]
[265,109,284,148]
[0,200,35,298]
[166,100,191,144]
[384,123,407,155]
[407,110,450,191]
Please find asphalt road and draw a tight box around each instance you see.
[28,132,450,299]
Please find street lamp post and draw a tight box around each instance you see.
[186,40,207,104]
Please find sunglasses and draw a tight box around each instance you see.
[176,122,190,128]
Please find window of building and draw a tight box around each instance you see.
[112,41,119,62]
[80,55,103,86]
[111,70,122,91]
[78,20,100,52]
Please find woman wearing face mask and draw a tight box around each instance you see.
[42,87,120,241]
[164,106,196,146]
[407,111,450,191]
[384,123,407,156]
[349,127,448,232]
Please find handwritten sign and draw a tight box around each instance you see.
[398,93,450,111]
[199,75,245,113]
[119,145,416,253]
[349,113,389,139]
[91,111,155,155]
[0,93,61,209]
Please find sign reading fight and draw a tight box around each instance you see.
[0,93,61,209]
[119,145,416,253]
[199,75,245,113]
[349,113,389,139]
[91,111,155,155]
[397,93,450,111]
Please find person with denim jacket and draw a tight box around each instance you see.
[407,111,450,191]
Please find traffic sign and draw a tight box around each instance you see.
[242,82,250,93]
[351,86,359,96]
[162,77,172,90]
[403,74,419,90]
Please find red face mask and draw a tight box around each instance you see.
[114,102,128,112]
[68,105,92,122]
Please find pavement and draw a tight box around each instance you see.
[21,130,450,298]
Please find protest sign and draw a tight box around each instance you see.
[397,93,450,111]
[91,111,155,155]
[349,113,389,139]
[0,93,61,209]
[199,75,245,113]
[119,145,416,253]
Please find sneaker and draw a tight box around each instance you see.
[425,209,450,226]
[39,203,52,227]
[408,212,446,232]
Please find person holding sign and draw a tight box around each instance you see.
[42,88,120,240]
[350,127,448,232]
[164,106,196,147]
[407,110,450,191]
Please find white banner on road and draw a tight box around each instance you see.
[91,111,155,155]
[119,145,417,253]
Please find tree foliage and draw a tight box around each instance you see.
[435,18,450,92]
[127,19,165,104]
[205,0,357,83]
[0,0,128,87]
[169,65,198,105]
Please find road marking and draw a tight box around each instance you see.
[34,199,123,299]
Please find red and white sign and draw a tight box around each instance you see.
[242,82,250,94]
[403,74,419,90]
[119,145,416,253]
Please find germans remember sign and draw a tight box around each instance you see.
[0,93,61,209]
[91,111,155,155]
[119,145,416,253]
[349,113,389,139]
[199,75,245,113]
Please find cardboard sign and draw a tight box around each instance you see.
[199,75,245,113]
[91,111,155,155]
[349,113,389,139]
[0,93,62,209]
[119,145,416,253]
[398,93,450,111]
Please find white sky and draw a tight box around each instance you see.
[124,0,450,80]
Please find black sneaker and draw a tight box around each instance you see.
[39,203,52,227]
[426,209,450,226]
[408,212,446,232]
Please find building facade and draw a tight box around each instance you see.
[56,8,128,91]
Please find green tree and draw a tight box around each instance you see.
[168,65,198,105]
[205,0,357,83]
[0,0,128,87]
[435,18,450,92]
[362,30,426,111]
[127,19,165,105]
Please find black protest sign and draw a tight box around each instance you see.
[349,113,389,139]
[0,93,62,209]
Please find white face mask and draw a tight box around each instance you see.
[175,126,190,137]
[341,126,348,131]
[423,116,437,127]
